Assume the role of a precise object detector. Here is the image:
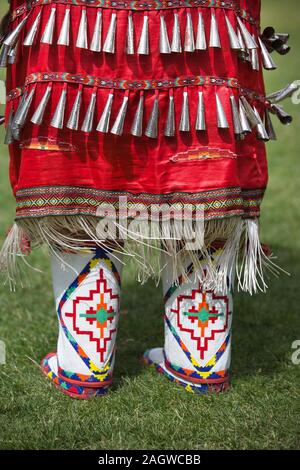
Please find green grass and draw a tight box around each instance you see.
[0,0,300,450]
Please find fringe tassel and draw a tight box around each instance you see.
[0,216,284,294]
[0,223,40,291]
[41,7,56,45]
[58,7,71,46]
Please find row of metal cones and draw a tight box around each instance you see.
[5,81,298,144]
[0,6,287,70]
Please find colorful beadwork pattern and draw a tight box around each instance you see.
[10,0,258,25]
[161,251,233,386]
[41,352,110,398]
[15,186,265,220]
[56,247,121,386]
[6,72,266,103]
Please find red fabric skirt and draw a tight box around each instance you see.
[5,0,267,222]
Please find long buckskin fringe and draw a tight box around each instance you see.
[0,215,283,293]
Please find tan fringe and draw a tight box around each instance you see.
[0,215,284,292]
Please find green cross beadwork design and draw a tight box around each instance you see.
[80,307,117,324]
[183,306,224,323]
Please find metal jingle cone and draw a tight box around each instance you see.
[270,103,292,125]
[31,85,52,125]
[196,12,207,50]
[0,44,9,68]
[131,92,144,137]
[266,82,299,103]
[239,99,251,133]
[171,12,182,53]
[137,15,149,55]
[41,7,56,45]
[195,91,206,131]
[11,93,27,140]
[216,93,229,129]
[236,17,257,50]
[67,87,82,130]
[264,110,277,141]
[4,108,14,145]
[239,96,260,128]
[76,8,88,49]
[7,41,19,64]
[258,37,276,70]
[253,107,269,141]
[145,93,159,138]
[184,12,195,52]
[50,86,67,129]
[230,95,243,136]
[126,12,134,55]
[225,14,241,50]
[14,88,35,127]
[251,45,260,71]
[111,92,129,136]
[160,15,171,54]
[103,12,117,53]
[97,92,114,133]
[4,14,29,47]
[209,11,221,48]
[179,89,190,132]
[23,11,41,46]
[90,10,102,52]
[81,89,97,132]
[57,8,70,46]
[164,90,175,137]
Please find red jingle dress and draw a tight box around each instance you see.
[0,0,294,289]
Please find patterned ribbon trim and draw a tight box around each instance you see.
[6,72,266,103]
[10,0,258,25]
[164,314,231,380]
[57,247,121,381]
